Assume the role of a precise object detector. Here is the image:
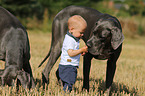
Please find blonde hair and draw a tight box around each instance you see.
[68,15,87,30]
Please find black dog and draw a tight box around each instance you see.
[39,5,124,94]
[0,6,35,89]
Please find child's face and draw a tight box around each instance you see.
[70,25,86,38]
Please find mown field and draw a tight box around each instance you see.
[0,30,145,96]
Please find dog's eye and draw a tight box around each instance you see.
[106,28,111,32]
[93,31,97,35]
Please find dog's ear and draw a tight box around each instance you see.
[111,27,124,50]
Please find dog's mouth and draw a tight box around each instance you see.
[88,44,110,56]
[88,46,113,57]
[88,48,101,56]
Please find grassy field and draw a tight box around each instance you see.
[0,30,145,96]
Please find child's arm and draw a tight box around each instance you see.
[67,46,88,57]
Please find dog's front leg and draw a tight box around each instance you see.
[105,45,122,95]
[82,53,93,92]
[1,65,17,86]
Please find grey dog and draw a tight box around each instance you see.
[39,5,124,94]
[0,6,35,89]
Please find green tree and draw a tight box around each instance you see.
[38,0,95,19]
[0,0,43,18]
[123,0,144,16]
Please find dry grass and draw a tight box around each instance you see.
[0,30,145,96]
[119,16,145,38]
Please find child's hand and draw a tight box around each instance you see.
[81,46,88,56]
[82,46,88,52]
[81,52,86,56]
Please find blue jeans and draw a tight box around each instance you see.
[59,65,77,92]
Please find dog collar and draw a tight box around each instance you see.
[67,31,80,42]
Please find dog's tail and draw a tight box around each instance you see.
[38,51,50,67]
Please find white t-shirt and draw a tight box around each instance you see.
[59,32,80,66]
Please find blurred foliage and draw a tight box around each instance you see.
[0,0,43,18]
[0,0,145,19]
[38,0,103,19]
[0,0,145,37]
[122,0,143,16]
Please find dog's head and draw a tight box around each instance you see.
[86,18,124,56]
